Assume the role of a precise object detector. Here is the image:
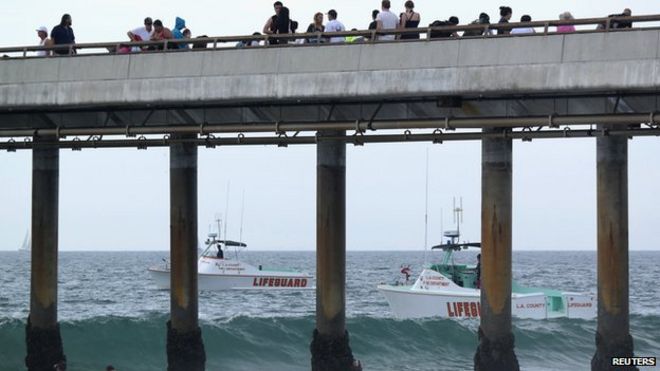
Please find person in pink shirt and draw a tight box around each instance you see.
[557,11,576,33]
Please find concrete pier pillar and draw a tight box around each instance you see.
[167,133,205,371]
[26,135,66,371]
[592,125,636,371]
[311,130,360,371]
[474,128,519,371]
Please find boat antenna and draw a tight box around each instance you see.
[215,215,222,242]
[459,197,463,241]
[423,149,429,265]
[224,181,230,243]
[440,208,444,243]
[452,197,464,242]
[237,189,245,260]
[239,189,245,243]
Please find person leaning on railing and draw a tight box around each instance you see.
[263,1,283,44]
[369,9,379,30]
[325,9,346,43]
[306,12,326,43]
[399,0,421,40]
[376,0,398,41]
[51,14,75,55]
[364,10,380,41]
[610,8,633,29]
[428,17,459,39]
[597,8,633,30]
[35,26,53,57]
[510,15,535,34]
[557,12,576,33]
[172,17,188,49]
[127,17,154,52]
[497,6,513,35]
[463,13,492,37]
[149,20,173,50]
[236,32,263,48]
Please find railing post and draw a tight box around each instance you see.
[167,133,205,371]
[311,130,360,371]
[26,134,66,371]
[474,128,519,371]
[592,125,635,370]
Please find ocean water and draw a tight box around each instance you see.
[1,251,659,371]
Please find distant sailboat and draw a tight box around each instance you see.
[19,230,31,252]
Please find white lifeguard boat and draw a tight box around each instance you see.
[378,202,595,320]
[148,222,313,291]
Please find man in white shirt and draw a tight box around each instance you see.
[325,9,346,43]
[127,17,154,51]
[376,0,398,41]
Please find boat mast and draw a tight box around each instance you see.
[423,149,429,264]
[237,189,245,260]
[223,181,230,244]
[452,197,463,243]
[215,216,222,242]
[239,190,245,243]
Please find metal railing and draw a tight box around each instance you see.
[2,126,659,151]
[1,112,659,138]
[0,14,659,58]
[0,112,658,150]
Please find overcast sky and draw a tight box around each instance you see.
[1,1,658,251]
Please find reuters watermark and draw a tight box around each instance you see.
[611,357,656,367]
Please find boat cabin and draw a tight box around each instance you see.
[201,232,247,260]
[430,240,481,289]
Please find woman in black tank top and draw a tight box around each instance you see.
[399,0,421,39]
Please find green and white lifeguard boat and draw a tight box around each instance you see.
[378,226,595,320]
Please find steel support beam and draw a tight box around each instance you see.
[167,133,205,371]
[475,128,519,371]
[592,125,636,371]
[26,135,66,371]
[311,130,360,371]
[0,112,658,138]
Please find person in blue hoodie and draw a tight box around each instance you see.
[172,17,187,48]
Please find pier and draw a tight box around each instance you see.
[1,15,658,370]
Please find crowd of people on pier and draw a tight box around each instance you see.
[31,1,635,55]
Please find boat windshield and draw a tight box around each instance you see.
[200,238,247,259]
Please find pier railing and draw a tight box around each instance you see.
[1,14,659,58]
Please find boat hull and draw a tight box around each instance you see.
[148,268,313,291]
[378,269,595,320]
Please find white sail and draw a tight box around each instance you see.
[19,230,31,252]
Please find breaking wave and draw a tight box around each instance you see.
[1,314,658,371]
